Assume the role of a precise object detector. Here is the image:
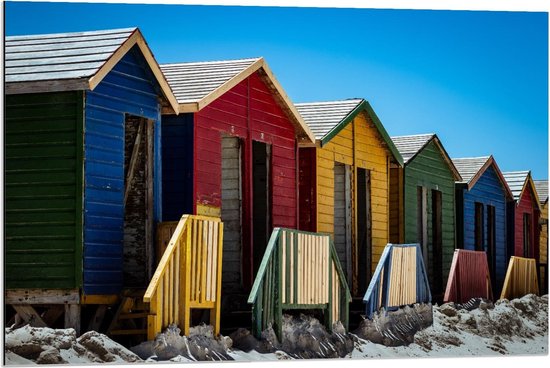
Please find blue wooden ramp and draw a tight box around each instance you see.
[363,243,431,318]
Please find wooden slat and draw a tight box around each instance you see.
[279,231,288,304]
[211,221,219,302]
[201,221,208,303]
[206,221,213,302]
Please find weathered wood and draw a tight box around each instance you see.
[88,305,107,331]
[124,119,144,206]
[13,305,48,327]
[6,289,80,304]
[64,304,81,335]
[248,228,351,341]
[145,215,224,338]
[146,120,154,281]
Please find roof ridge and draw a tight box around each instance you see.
[160,57,262,67]
[391,133,435,139]
[452,156,491,161]
[295,98,364,106]
[6,27,137,40]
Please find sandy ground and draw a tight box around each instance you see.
[4,294,548,364]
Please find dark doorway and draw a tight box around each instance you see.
[334,162,352,284]
[431,189,443,294]
[417,186,428,265]
[221,135,243,291]
[523,213,532,257]
[475,202,484,251]
[252,141,271,277]
[123,115,153,287]
[487,205,496,287]
[357,168,372,296]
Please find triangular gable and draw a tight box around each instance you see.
[392,134,462,181]
[503,171,542,210]
[161,57,315,143]
[453,156,513,200]
[296,99,403,166]
[534,180,549,206]
[5,27,179,113]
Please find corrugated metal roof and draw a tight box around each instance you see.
[5,28,136,83]
[534,180,548,204]
[390,134,435,163]
[451,156,491,184]
[503,171,530,201]
[295,99,363,140]
[160,58,261,103]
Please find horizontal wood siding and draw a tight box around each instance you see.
[298,147,317,232]
[389,166,403,243]
[194,71,298,287]
[403,140,456,285]
[5,91,83,289]
[83,46,161,295]
[354,112,389,271]
[514,185,538,259]
[460,165,508,287]
[161,113,194,221]
[315,112,390,292]
[540,203,548,265]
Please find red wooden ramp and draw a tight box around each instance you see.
[444,249,493,303]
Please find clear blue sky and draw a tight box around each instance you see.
[4,1,549,178]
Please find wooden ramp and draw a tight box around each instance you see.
[144,215,223,340]
[363,243,431,318]
[444,249,493,303]
[500,256,539,300]
[247,228,351,341]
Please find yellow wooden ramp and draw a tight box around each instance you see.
[144,215,223,340]
[500,256,539,300]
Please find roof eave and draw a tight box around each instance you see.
[5,78,89,95]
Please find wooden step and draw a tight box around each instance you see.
[119,312,150,320]
[109,329,147,336]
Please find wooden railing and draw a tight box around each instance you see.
[500,256,539,300]
[248,228,351,340]
[144,215,223,340]
[363,243,431,318]
[444,249,493,303]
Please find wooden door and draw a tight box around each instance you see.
[123,115,154,287]
[357,168,372,296]
[334,162,352,284]
[221,135,243,290]
[252,141,271,277]
[431,189,443,294]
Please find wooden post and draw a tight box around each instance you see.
[183,219,193,335]
[210,222,224,336]
[64,304,81,335]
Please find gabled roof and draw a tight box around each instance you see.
[160,57,315,143]
[5,27,179,112]
[391,133,462,181]
[534,180,548,205]
[452,155,513,199]
[295,98,403,166]
[503,171,541,209]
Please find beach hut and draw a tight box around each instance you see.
[295,99,403,296]
[158,58,315,310]
[389,134,462,299]
[533,180,548,293]
[503,172,541,264]
[4,28,179,333]
[452,156,513,292]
